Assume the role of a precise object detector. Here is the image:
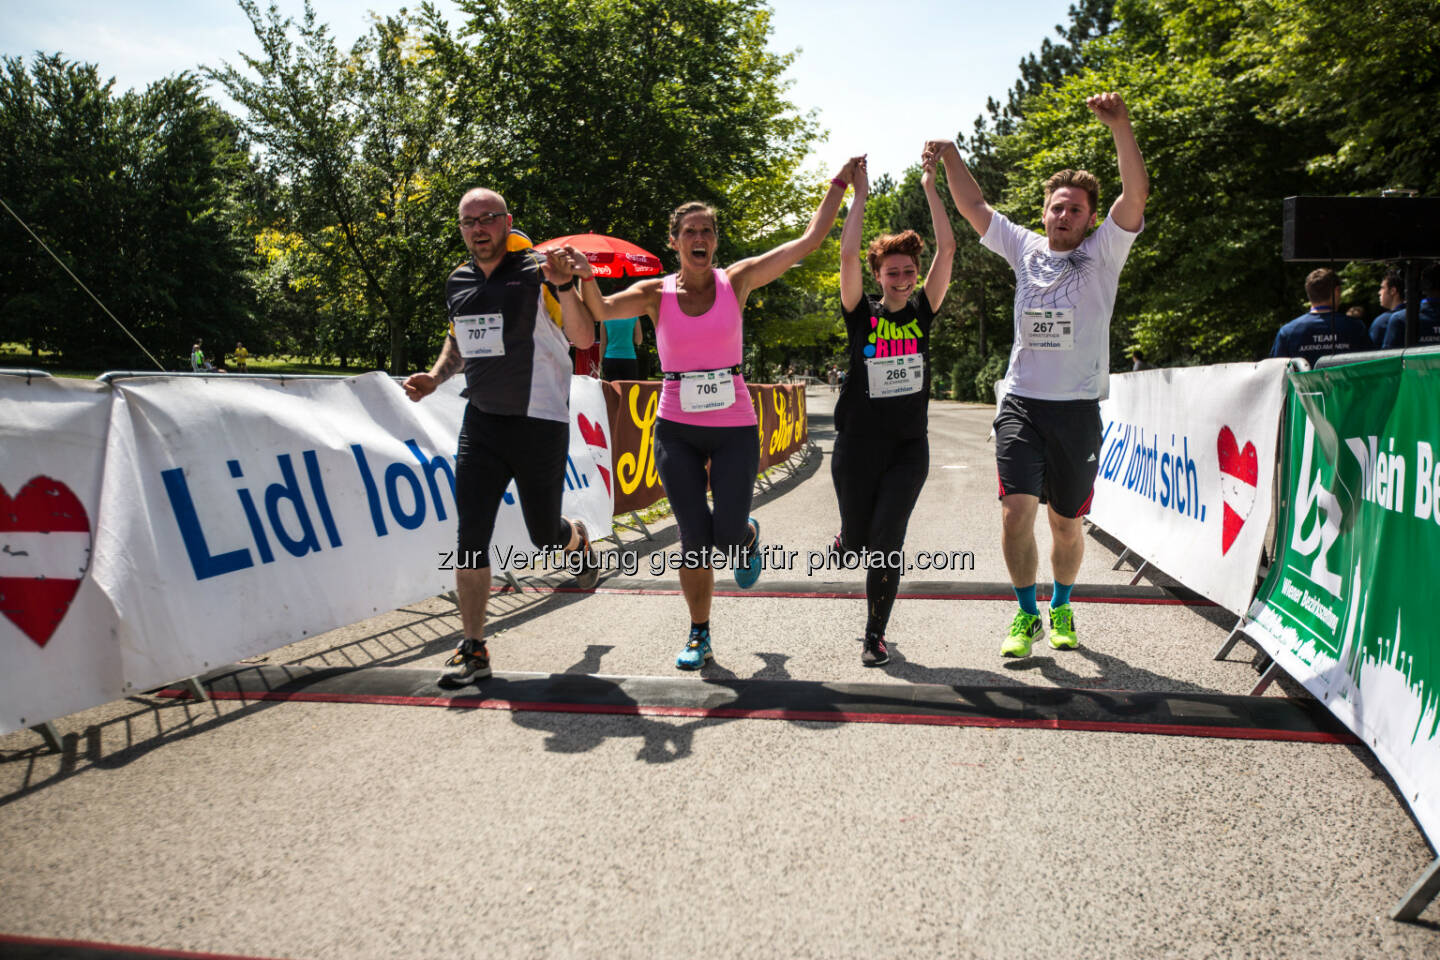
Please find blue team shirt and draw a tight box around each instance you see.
[1381,299,1440,349]
[1369,309,1396,346]
[1269,308,1371,361]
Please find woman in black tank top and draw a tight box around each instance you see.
[831,151,956,666]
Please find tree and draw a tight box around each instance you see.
[211,1,470,371]
[427,0,827,368]
[431,0,817,256]
[0,55,258,369]
[1245,0,1440,197]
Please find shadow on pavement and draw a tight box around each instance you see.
[0,694,284,810]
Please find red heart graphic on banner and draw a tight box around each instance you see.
[577,413,608,451]
[1,476,92,647]
[576,413,612,495]
[1216,426,1259,556]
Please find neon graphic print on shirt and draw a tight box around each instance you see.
[865,314,925,357]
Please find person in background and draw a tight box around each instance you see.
[191,340,214,372]
[1370,269,1404,346]
[1269,268,1370,361]
[599,315,643,380]
[1382,263,1440,349]
[234,341,250,372]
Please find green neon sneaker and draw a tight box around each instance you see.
[1001,610,1043,658]
[1049,603,1079,650]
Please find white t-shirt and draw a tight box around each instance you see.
[981,211,1142,401]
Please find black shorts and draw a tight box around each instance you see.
[602,357,639,381]
[454,406,571,567]
[993,393,1101,518]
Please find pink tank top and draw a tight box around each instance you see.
[655,269,756,426]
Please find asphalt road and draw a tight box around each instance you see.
[2,389,1436,959]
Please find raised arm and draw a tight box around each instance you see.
[1088,92,1148,233]
[924,139,993,238]
[539,248,596,349]
[839,157,868,313]
[727,156,864,304]
[921,151,956,312]
[568,249,664,325]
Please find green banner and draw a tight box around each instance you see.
[1247,353,1440,843]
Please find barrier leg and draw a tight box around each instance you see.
[30,722,62,752]
[1128,561,1148,586]
[1111,548,1131,571]
[630,511,652,539]
[182,677,210,702]
[1392,857,1440,922]
[1249,660,1283,696]
[1214,618,1249,660]
[610,511,652,540]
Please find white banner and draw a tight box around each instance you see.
[1,373,613,734]
[0,376,119,735]
[1090,360,1290,615]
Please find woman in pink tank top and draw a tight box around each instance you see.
[569,157,863,670]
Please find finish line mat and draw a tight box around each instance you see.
[157,665,1354,744]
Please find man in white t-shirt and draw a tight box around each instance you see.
[926,91,1149,658]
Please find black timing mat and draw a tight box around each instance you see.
[157,664,1354,744]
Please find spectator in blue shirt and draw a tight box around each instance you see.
[1382,264,1440,348]
[1370,268,1404,346]
[1270,268,1371,361]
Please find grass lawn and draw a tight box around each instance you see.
[1,343,380,380]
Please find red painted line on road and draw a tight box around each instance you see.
[497,585,1208,605]
[0,932,289,959]
[156,686,1356,745]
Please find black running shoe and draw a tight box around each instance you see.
[571,518,601,591]
[440,637,491,685]
[861,635,890,667]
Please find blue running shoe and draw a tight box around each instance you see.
[733,518,762,589]
[676,627,713,670]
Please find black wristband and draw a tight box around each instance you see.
[555,278,577,293]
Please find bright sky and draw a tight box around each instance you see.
[2,0,1078,183]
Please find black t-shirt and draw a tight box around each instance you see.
[835,292,936,438]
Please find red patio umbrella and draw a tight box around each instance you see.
[534,232,664,279]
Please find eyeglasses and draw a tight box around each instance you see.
[459,212,505,229]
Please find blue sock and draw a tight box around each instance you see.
[1014,584,1039,616]
[1052,581,1074,607]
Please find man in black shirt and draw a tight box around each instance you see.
[404,187,600,685]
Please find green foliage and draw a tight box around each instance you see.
[959,0,1438,368]
[210,1,471,371]
[430,0,826,366]
[10,0,1436,378]
[0,55,258,369]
